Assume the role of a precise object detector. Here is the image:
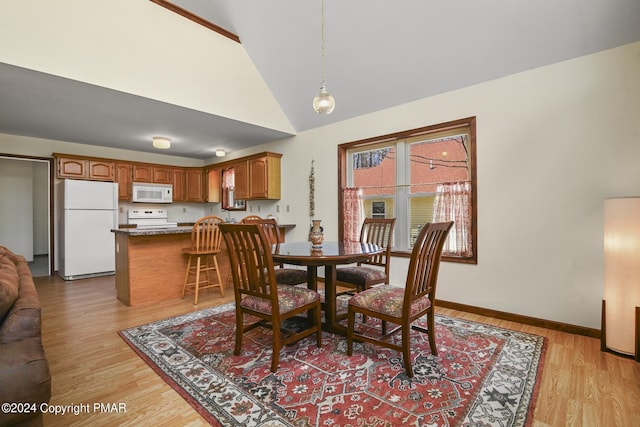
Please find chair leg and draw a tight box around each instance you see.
[212,255,224,297]
[315,303,322,348]
[181,255,193,299]
[427,310,438,356]
[271,323,281,372]
[234,310,243,356]
[194,256,202,305]
[346,308,356,356]
[402,322,413,377]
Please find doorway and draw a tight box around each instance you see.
[0,155,53,277]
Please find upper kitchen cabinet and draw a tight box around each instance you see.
[115,162,132,201]
[55,154,114,181]
[132,164,171,184]
[185,168,204,202]
[233,160,249,200]
[216,152,282,208]
[173,168,204,202]
[205,168,221,203]
[249,154,281,199]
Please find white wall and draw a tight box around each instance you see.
[0,158,34,259]
[213,42,640,330]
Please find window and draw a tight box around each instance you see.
[338,117,477,264]
[371,201,387,218]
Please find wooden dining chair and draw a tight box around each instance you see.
[336,218,396,294]
[219,223,322,372]
[181,215,225,304]
[346,221,453,377]
[242,217,308,285]
[240,215,263,223]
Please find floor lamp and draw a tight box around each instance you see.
[601,197,640,361]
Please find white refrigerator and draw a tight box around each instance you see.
[59,179,118,281]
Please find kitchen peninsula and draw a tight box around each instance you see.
[112,227,230,306]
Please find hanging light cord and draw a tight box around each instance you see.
[320,0,326,86]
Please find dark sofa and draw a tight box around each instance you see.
[0,246,51,427]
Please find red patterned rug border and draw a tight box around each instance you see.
[117,329,222,426]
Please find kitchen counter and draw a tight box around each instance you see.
[112,227,230,306]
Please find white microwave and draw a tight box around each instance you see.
[132,183,173,203]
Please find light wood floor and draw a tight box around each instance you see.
[35,275,640,426]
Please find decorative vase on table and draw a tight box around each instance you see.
[309,219,324,248]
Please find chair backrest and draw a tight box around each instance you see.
[359,218,396,274]
[219,223,278,303]
[241,215,263,223]
[404,221,453,309]
[191,216,224,252]
[242,217,281,245]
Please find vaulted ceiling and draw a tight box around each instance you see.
[1,0,640,159]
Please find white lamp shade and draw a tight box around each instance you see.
[604,197,640,355]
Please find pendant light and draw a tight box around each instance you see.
[312,0,335,114]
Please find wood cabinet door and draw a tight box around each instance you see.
[115,163,132,200]
[185,169,204,202]
[206,168,221,203]
[153,167,171,184]
[132,164,152,182]
[234,161,249,200]
[249,157,268,198]
[171,168,186,201]
[57,157,87,179]
[88,160,114,181]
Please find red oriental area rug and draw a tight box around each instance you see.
[119,302,545,426]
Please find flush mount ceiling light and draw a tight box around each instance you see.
[312,0,335,114]
[152,136,171,149]
[215,149,226,157]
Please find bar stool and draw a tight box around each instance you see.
[182,216,225,304]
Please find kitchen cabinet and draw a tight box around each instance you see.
[172,168,203,202]
[115,162,132,201]
[249,154,281,199]
[185,168,204,202]
[132,164,152,182]
[132,164,171,184]
[153,167,171,184]
[233,160,249,200]
[215,152,282,208]
[55,155,114,181]
[206,168,221,203]
[171,168,186,201]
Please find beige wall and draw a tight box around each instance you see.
[2,42,639,330]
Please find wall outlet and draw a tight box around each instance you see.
[257,205,261,212]
[249,205,253,212]
[183,207,186,213]
[276,205,280,212]
[286,205,290,212]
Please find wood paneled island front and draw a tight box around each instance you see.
[112,227,230,306]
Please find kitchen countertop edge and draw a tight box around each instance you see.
[111,226,193,236]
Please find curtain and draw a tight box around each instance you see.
[433,181,472,256]
[343,187,364,243]
[222,169,234,189]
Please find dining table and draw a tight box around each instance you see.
[272,241,383,335]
